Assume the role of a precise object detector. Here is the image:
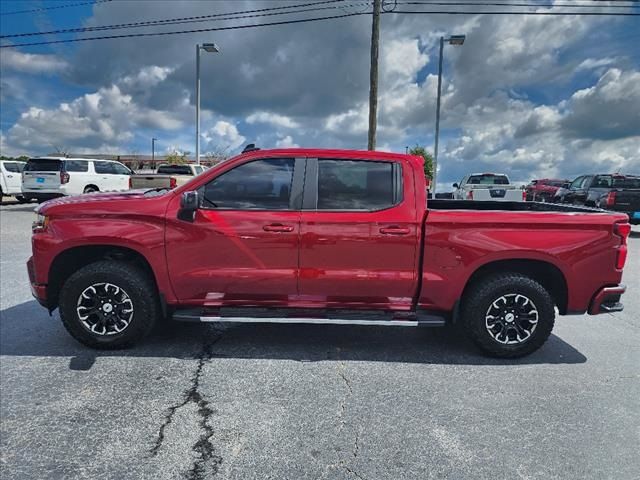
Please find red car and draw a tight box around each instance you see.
[525,179,569,202]
[28,148,630,358]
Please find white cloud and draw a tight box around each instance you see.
[275,135,298,148]
[246,111,299,129]
[202,121,246,151]
[3,75,184,154]
[0,50,68,75]
[121,66,174,89]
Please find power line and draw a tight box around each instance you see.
[400,1,639,7]
[394,9,640,15]
[0,10,372,49]
[0,0,360,39]
[2,4,638,49]
[0,0,112,17]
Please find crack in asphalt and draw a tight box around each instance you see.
[334,358,366,480]
[150,332,224,480]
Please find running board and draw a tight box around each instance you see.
[172,307,446,327]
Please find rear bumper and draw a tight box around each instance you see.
[588,285,626,315]
[27,257,49,308]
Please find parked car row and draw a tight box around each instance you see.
[0,157,207,203]
[525,174,640,224]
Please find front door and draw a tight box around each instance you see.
[165,157,303,306]
[298,157,420,310]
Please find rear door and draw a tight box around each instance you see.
[297,157,419,310]
[23,158,62,191]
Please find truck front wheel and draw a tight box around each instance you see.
[59,261,158,349]
[462,273,555,358]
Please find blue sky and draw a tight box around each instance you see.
[1,0,639,188]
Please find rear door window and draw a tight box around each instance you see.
[2,162,24,173]
[25,159,62,172]
[63,160,89,172]
[316,159,401,211]
[467,174,510,185]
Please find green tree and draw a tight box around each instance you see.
[408,145,434,180]
[165,149,189,164]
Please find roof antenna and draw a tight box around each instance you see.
[242,143,260,153]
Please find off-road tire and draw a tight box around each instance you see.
[59,260,158,349]
[462,273,555,358]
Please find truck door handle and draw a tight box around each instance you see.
[380,226,411,235]
[263,223,294,233]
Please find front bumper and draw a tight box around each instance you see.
[588,285,626,315]
[27,257,48,308]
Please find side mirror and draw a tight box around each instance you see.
[452,183,459,189]
[178,191,199,222]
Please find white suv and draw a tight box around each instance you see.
[22,157,133,202]
[1,160,29,202]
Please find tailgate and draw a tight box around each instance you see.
[130,175,171,189]
[23,158,62,189]
[617,190,640,218]
[470,187,520,201]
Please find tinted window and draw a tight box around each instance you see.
[203,158,294,210]
[3,162,23,173]
[317,159,399,211]
[64,160,89,172]
[112,162,131,175]
[467,174,509,185]
[25,159,62,172]
[592,175,613,188]
[157,165,193,175]
[613,176,640,189]
[94,161,116,174]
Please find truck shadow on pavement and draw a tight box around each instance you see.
[0,300,587,370]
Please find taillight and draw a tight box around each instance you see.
[522,190,527,201]
[605,191,616,207]
[169,177,177,189]
[466,190,474,200]
[60,171,70,184]
[128,176,133,189]
[614,222,631,270]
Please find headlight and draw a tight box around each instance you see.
[32,213,49,233]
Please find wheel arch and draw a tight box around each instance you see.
[84,184,99,192]
[461,259,569,315]
[47,245,159,310]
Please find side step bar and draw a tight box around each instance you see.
[173,307,446,327]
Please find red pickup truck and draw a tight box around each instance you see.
[28,148,631,358]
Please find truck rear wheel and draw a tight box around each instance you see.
[461,273,555,358]
[59,260,158,349]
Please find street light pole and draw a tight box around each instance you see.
[195,43,220,166]
[151,137,157,165]
[433,34,465,193]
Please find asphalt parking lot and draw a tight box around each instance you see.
[1,198,638,480]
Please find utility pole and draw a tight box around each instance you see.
[151,137,157,165]
[367,0,381,151]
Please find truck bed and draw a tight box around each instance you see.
[428,199,604,213]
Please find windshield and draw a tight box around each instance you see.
[468,174,510,185]
[157,165,193,175]
[24,158,62,172]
